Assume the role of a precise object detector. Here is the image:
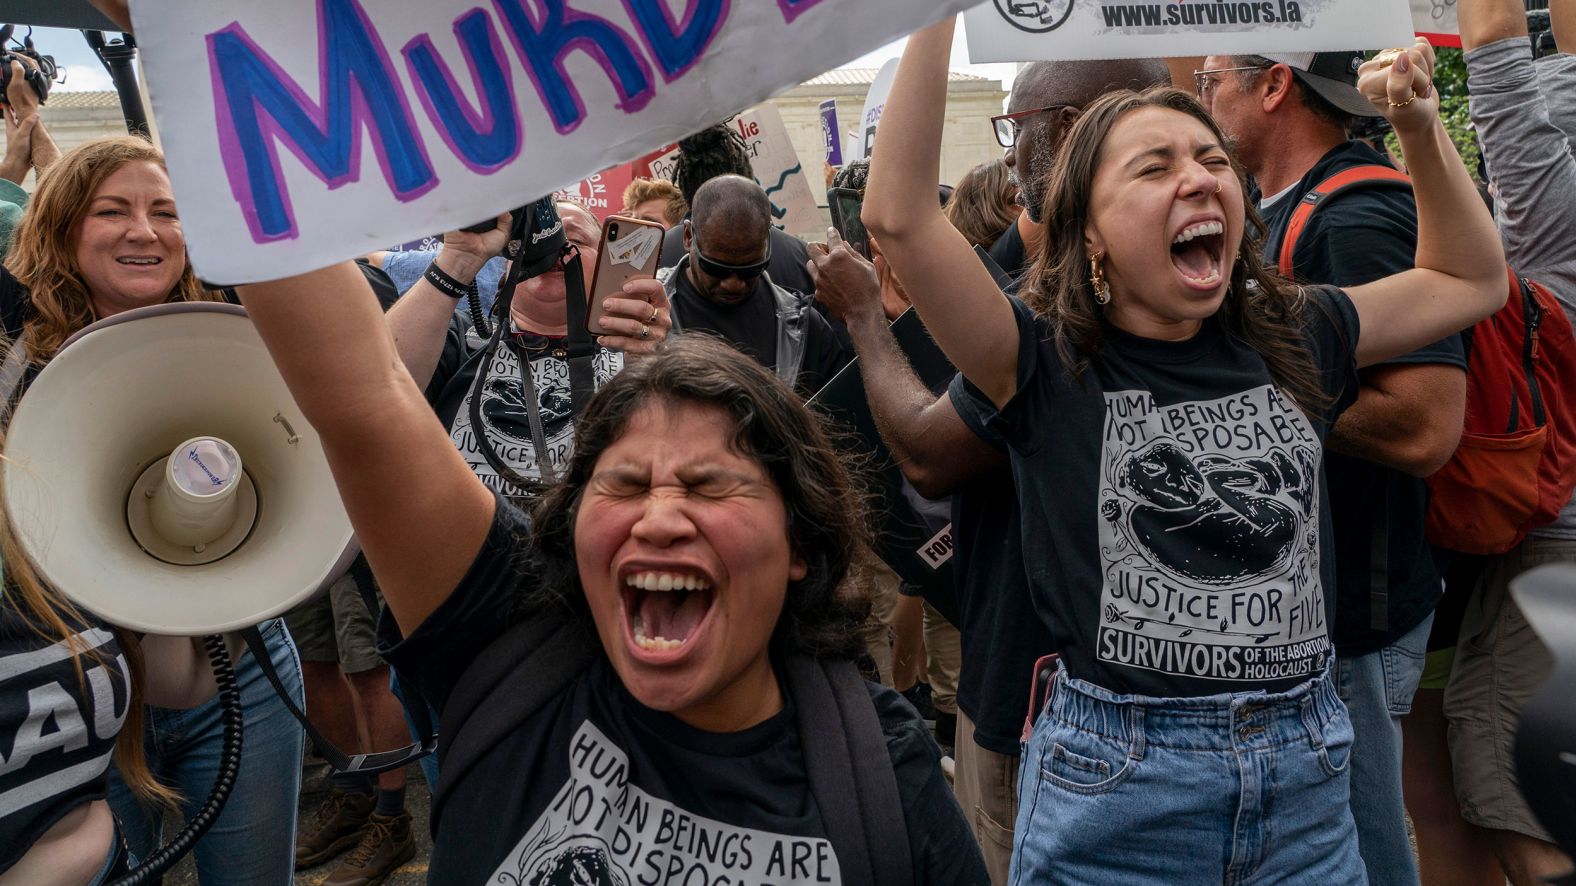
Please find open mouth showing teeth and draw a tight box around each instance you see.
[1170,221,1225,286]
[117,258,161,266]
[623,571,715,653]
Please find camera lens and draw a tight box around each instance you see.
[609,223,619,241]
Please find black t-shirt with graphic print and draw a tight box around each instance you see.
[0,606,130,876]
[378,498,986,885]
[960,288,1360,697]
[426,315,624,498]
[1260,139,1466,655]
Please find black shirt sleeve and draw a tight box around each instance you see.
[947,372,1007,452]
[377,494,540,713]
[356,258,402,311]
[795,306,854,399]
[868,685,989,885]
[1299,285,1364,424]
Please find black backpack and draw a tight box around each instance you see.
[435,615,915,886]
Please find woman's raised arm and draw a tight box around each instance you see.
[1344,40,1508,366]
[862,18,1021,408]
[238,264,494,633]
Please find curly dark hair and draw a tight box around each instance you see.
[521,334,870,660]
[1022,87,1330,417]
[670,123,754,205]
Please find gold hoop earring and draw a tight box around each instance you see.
[1089,252,1111,305]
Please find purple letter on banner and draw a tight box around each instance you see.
[776,0,830,23]
[819,99,841,166]
[622,0,728,81]
[492,0,654,134]
[404,9,522,174]
[209,0,436,242]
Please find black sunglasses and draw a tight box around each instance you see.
[688,227,772,282]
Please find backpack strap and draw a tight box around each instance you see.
[785,655,913,886]
[1278,163,1411,634]
[432,613,598,825]
[1277,164,1413,278]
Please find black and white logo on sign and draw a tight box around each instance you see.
[994,0,1075,32]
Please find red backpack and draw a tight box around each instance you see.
[1280,164,1576,555]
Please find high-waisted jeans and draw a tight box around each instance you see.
[1010,664,1366,885]
[108,619,304,885]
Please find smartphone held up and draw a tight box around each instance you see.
[586,215,665,335]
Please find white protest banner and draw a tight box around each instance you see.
[131,0,977,283]
[964,0,1414,61]
[1410,0,1463,48]
[855,57,900,161]
[734,104,822,235]
[633,106,819,234]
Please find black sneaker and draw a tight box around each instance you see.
[934,710,957,755]
[900,681,937,721]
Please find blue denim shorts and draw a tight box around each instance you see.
[1010,665,1367,885]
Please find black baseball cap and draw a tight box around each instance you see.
[1260,51,1381,118]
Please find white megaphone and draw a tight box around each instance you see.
[3,302,356,634]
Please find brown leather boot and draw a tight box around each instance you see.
[322,810,416,886]
[294,789,374,869]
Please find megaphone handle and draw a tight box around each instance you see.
[239,627,438,775]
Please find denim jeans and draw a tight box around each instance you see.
[1337,612,1432,886]
[1010,665,1366,885]
[108,619,305,885]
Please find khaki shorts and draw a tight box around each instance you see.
[1443,535,1574,843]
[283,569,384,674]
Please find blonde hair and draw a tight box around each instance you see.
[4,136,217,365]
[0,452,177,808]
[943,159,1019,250]
[621,178,688,226]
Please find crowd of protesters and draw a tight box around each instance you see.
[2,0,1575,883]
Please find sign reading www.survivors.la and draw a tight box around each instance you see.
[964,0,1413,62]
[129,0,975,283]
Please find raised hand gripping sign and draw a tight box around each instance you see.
[964,0,1414,61]
[130,0,976,283]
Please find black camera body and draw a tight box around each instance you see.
[0,25,57,106]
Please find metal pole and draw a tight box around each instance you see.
[81,30,147,137]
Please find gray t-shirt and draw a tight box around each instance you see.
[1468,38,1576,537]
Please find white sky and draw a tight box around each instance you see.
[36,18,1017,93]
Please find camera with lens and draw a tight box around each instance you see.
[0,25,58,106]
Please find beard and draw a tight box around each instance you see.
[1017,135,1059,225]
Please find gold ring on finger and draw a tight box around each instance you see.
[1373,48,1407,69]
[1388,94,1416,108]
[647,305,659,324]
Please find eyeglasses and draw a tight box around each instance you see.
[1192,64,1271,101]
[991,105,1076,149]
[688,230,772,282]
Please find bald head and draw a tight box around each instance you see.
[1005,59,1170,223]
[690,174,771,246]
[1008,59,1171,113]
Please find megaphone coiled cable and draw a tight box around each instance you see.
[108,634,244,886]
